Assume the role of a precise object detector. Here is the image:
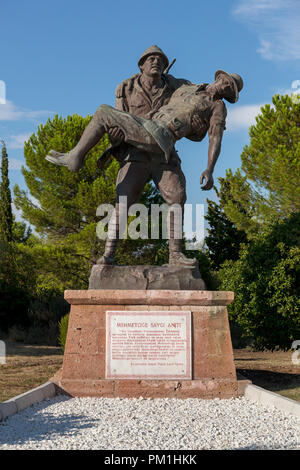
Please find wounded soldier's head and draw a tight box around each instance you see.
[214,70,243,103]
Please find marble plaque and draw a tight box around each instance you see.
[106,311,191,379]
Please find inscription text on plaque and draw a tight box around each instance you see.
[106,311,192,379]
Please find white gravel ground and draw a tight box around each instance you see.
[0,395,299,450]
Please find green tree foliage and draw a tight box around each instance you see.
[14,114,114,279]
[219,212,300,350]
[205,183,247,269]
[204,95,300,349]
[221,95,300,238]
[58,313,70,352]
[0,142,34,330]
[0,240,32,330]
[12,220,32,243]
[0,234,72,336]
[0,141,13,242]
[13,114,171,289]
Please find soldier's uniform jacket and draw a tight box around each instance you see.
[113,73,190,163]
[115,73,190,117]
[152,84,227,143]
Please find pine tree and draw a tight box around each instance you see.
[220,95,300,238]
[0,140,13,242]
[215,94,300,349]
[13,114,119,273]
[205,183,247,269]
[13,115,168,287]
[219,212,300,350]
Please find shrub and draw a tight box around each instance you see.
[58,314,70,352]
[219,213,300,350]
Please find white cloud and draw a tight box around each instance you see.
[226,86,300,132]
[7,133,32,149]
[0,80,6,105]
[8,158,24,170]
[275,80,300,98]
[234,0,287,16]
[12,202,23,221]
[233,0,300,61]
[0,100,53,121]
[226,104,264,131]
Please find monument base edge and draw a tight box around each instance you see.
[51,377,243,399]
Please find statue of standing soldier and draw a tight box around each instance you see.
[46,46,243,267]
[105,45,194,267]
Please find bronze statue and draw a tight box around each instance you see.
[46,46,243,266]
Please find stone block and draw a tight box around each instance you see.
[62,353,106,380]
[39,381,56,399]
[14,388,45,412]
[69,305,109,327]
[245,384,300,417]
[291,402,300,418]
[60,379,116,397]
[60,289,238,399]
[89,264,206,290]
[65,327,105,354]
[244,384,263,403]
[0,400,18,420]
[64,289,234,306]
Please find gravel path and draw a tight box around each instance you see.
[0,395,299,450]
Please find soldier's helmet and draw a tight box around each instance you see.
[138,45,169,71]
[215,70,243,103]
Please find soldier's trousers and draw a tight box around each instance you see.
[105,157,187,250]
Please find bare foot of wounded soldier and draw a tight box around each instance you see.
[46,127,124,172]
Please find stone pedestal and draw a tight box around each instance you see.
[54,290,245,399]
[89,264,206,290]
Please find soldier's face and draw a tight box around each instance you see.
[140,54,165,77]
[217,75,234,99]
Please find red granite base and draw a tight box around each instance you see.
[58,378,239,399]
[54,290,243,399]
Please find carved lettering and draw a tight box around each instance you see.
[106,311,191,379]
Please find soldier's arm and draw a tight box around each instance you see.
[107,82,129,143]
[200,103,227,190]
[115,82,129,111]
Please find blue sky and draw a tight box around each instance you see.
[1,0,300,225]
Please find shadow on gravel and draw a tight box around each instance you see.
[0,396,99,447]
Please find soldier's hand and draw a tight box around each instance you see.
[200,169,214,191]
[108,127,124,145]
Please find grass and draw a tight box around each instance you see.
[234,348,300,402]
[0,342,63,403]
[0,342,299,402]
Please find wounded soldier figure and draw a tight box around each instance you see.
[46,69,243,191]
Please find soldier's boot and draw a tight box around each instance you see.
[168,238,197,267]
[167,205,197,267]
[45,114,105,172]
[97,239,118,265]
[97,203,121,265]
